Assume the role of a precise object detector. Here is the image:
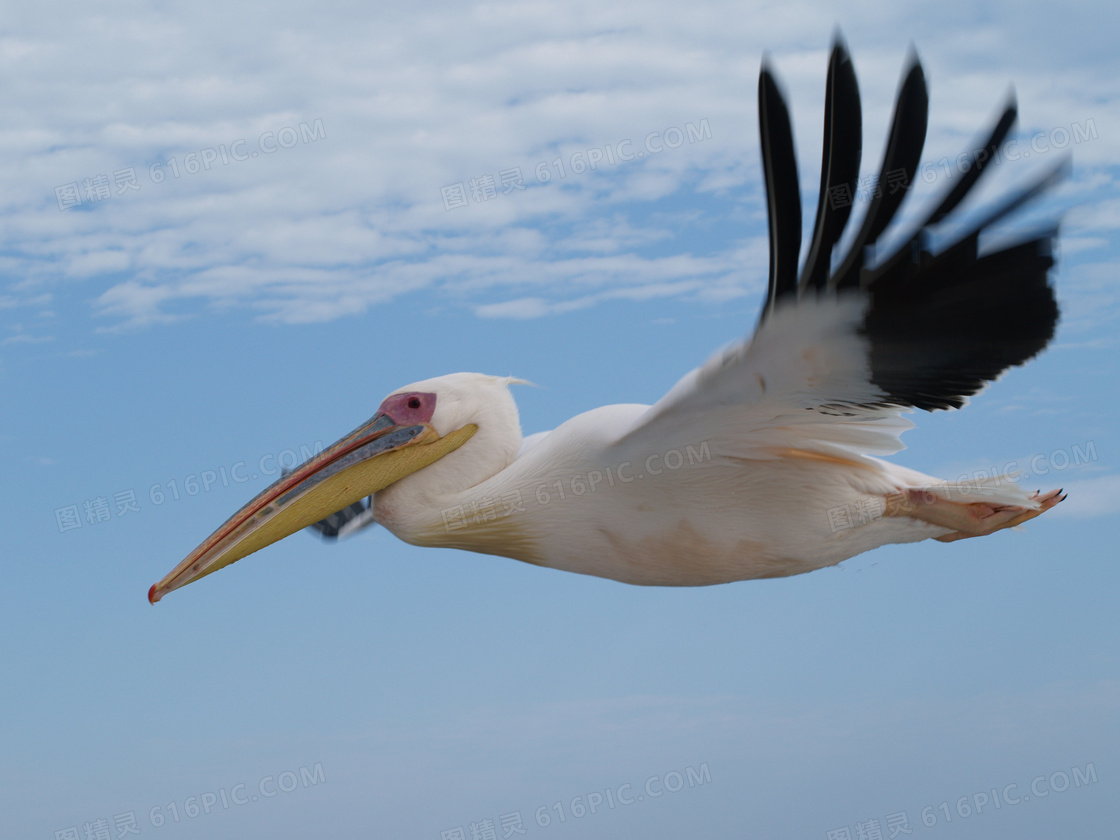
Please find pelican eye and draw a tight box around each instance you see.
[408,396,422,409]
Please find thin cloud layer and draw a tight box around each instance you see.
[0,0,1117,334]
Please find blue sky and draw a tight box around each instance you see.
[2,1,1117,838]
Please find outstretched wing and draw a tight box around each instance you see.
[618,36,1061,463]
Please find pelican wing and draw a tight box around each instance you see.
[619,38,1061,463]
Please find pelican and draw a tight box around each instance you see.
[149,38,1067,604]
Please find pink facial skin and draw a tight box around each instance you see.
[378,392,437,425]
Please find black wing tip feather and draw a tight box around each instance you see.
[921,97,1018,228]
[758,62,802,318]
[755,35,1062,412]
[828,29,852,67]
[863,231,1058,411]
[831,56,929,290]
[799,36,862,292]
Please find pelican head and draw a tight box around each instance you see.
[148,373,521,603]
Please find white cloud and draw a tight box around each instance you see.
[1,331,52,345]
[476,297,551,319]
[0,0,1117,330]
[1052,474,1120,518]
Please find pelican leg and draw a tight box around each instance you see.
[891,488,1065,542]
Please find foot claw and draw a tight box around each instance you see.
[906,487,1065,542]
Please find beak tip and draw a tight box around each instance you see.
[148,583,161,605]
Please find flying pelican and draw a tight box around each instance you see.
[149,38,1067,604]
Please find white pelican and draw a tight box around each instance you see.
[149,38,1066,604]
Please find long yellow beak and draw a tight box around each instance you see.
[148,415,476,603]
